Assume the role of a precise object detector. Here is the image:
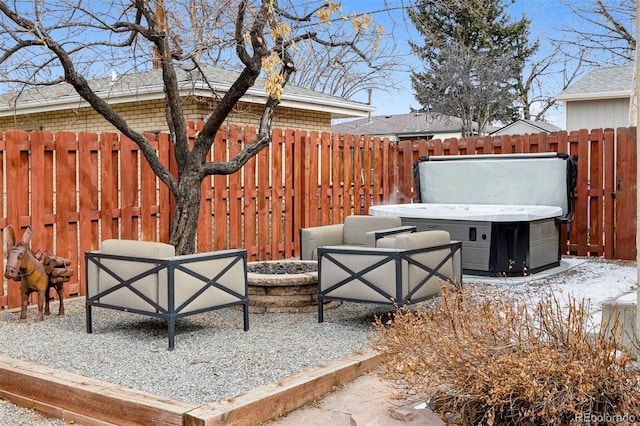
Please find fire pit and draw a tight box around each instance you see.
[246,260,340,313]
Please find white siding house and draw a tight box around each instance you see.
[556,65,633,131]
[490,119,560,136]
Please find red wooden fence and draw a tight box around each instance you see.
[0,124,636,309]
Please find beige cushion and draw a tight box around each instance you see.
[376,236,399,248]
[300,216,403,260]
[169,250,247,313]
[319,247,401,303]
[391,230,451,250]
[377,230,449,249]
[320,230,458,304]
[90,240,174,312]
[100,239,175,258]
[86,241,248,330]
[394,231,454,299]
[342,216,402,245]
[300,224,344,260]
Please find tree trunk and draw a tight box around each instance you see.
[169,170,202,255]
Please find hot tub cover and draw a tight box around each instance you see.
[369,203,563,222]
[411,152,577,223]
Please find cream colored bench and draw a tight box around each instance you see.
[85,239,249,350]
[300,215,415,261]
[317,230,462,322]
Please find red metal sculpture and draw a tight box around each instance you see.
[3,225,73,322]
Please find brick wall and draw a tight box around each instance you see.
[0,97,333,133]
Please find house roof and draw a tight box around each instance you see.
[0,64,374,119]
[556,64,634,101]
[331,112,473,137]
[490,119,561,135]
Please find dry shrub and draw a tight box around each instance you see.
[372,286,640,425]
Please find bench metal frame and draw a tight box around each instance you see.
[85,249,249,350]
[317,241,462,322]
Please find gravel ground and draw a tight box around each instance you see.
[0,295,394,425]
[0,256,635,425]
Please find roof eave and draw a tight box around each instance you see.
[192,85,373,118]
[0,85,167,117]
[556,90,632,101]
[398,130,460,137]
[1,83,373,119]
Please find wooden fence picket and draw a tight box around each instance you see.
[615,126,637,260]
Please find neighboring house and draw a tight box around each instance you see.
[490,119,561,136]
[331,112,487,141]
[0,64,373,133]
[556,64,634,131]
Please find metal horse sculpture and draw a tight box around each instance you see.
[3,225,65,322]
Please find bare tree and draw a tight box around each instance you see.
[516,0,634,124]
[518,43,588,122]
[286,4,407,99]
[0,0,382,255]
[558,0,636,65]
[288,36,402,99]
[164,0,406,101]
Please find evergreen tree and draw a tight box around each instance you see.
[409,0,536,135]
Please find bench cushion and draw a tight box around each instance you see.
[91,240,174,311]
[343,215,401,245]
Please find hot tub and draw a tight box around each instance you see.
[371,153,578,275]
[370,203,563,275]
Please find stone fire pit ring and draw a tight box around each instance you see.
[246,260,340,314]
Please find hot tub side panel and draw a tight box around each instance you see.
[399,217,559,275]
[400,218,493,273]
[528,219,561,271]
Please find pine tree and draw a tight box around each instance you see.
[409,0,537,135]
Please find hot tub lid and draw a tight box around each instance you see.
[369,203,563,222]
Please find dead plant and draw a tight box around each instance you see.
[371,286,640,425]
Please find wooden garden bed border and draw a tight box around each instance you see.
[0,350,385,425]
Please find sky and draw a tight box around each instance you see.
[337,0,595,126]
[0,1,628,128]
